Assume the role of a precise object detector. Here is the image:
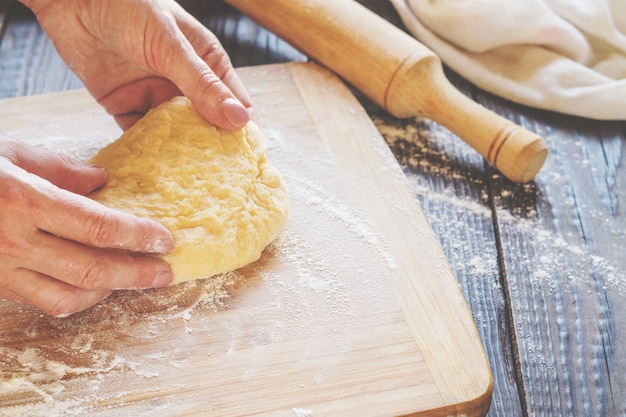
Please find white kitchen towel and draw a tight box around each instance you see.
[390,0,626,120]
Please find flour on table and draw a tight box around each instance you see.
[0,270,243,416]
[373,114,626,297]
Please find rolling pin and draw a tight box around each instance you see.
[225,0,548,183]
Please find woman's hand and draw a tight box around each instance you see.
[22,0,255,130]
[0,138,175,316]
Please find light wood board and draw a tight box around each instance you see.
[0,62,492,416]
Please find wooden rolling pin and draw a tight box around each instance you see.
[225,0,548,183]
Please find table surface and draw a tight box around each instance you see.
[1,1,625,416]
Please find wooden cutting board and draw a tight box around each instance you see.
[0,62,492,416]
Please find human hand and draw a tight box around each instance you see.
[0,138,175,317]
[21,0,254,131]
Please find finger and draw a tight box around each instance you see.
[0,268,111,317]
[175,12,257,115]
[23,230,173,291]
[167,47,250,131]
[32,182,174,254]
[0,287,24,305]
[153,12,251,130]
[0,138,107,195]
[177,10,256,116]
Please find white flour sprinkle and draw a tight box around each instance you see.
[0,271,242,416]
[374,115,626,298]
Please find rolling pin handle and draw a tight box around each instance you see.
[387,56,548,183]
[227,0,548,183]
[487,125,548,183]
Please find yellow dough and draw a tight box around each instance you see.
[88,97,288,284]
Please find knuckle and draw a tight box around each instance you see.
[0,227,24,259]
[194,45,232,93]
[76,258,107,290]
[126,256,167,289]
[1,178,34,210]
[0,137,25,161]
[194,69,224,97]
[125,258,154,289]
[84,211,119,247]
[200,41,231,69]
[0,239,23,262]
[0,184,34,259]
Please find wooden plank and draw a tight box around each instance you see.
[181,0,307,66]
[286,62,492,415]
[0,3,82,98]
[0,2,504,416]
[355,3,526,417]
[0,62,491,416]
[364,76,526,417]
[358,3,626,416]
[6,1,625,416]
[473,85,626,415]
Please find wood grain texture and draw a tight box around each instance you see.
[364,75,526,417]
[224,0,547,183]
[0,62,492,416]
[0,3,82,98]
[475,92,626,416]
[286,62,492,415]
[360,3,626,416]
[1,1,625,416]
[180,0,307,66]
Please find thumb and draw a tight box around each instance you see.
[1,139,107,195]
[153,15,252,130]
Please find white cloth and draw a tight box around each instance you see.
[391,0,626,120]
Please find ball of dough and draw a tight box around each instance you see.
[88,97,288,284]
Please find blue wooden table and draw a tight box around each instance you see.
[1,1,625,416]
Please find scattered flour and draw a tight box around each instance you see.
[0,121,404,416]
[4,75,622,416]
[373,113,626,298]
[0,272,242,416]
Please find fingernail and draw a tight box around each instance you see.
[222,98,250,129]
[152,270,174,287]
[143,221,175,254]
